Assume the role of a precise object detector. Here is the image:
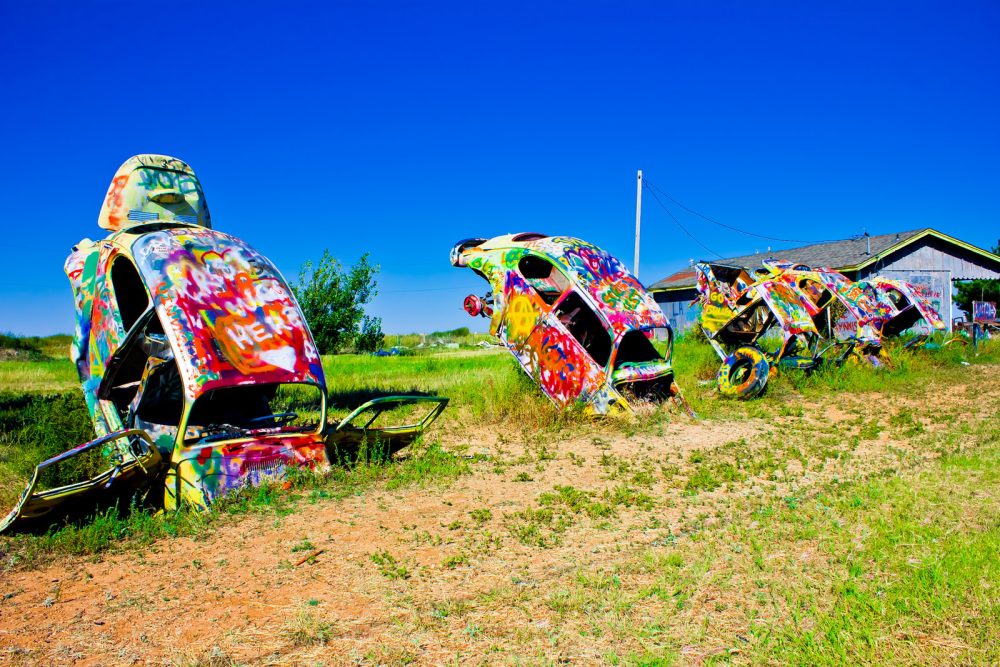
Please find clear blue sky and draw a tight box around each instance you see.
[1,1,997,336]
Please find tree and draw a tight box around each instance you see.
[953,242,1000,319]
[293,251,384,354]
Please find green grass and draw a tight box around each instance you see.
[322,348,557,428]
[0,391,96,507]
[0,359,79,393]
[371,549,411,579]
[748,447,1000,664]
[0,332,72,359]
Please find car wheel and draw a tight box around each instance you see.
[717,346,770,399]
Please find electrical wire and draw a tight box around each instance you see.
[642,178,840,246]
[641,182,724,258]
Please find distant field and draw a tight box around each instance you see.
[0,335,998,664]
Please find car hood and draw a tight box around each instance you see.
[128,226,325,400]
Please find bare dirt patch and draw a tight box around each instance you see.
[2,366,999,665]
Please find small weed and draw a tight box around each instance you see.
[370,550,410,580]
[291,537,316,552]
[283,605,336,646]
[469,508,493,524]
[442,553,469,569]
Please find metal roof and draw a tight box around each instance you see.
[648,228,1000,292]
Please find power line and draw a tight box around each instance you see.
[643,178,838,245]
[380,286,472,294]
[641,182,723,259]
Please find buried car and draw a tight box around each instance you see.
[695,261,861,398]
[862,276,947,344]
[451,233,689,415]
[1,155,446,534]
[761,261,889,365]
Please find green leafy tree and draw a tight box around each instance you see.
[293,251,384,354]
[954,242,1000,318]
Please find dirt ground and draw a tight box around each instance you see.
[1,368,997,666]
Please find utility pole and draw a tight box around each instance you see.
[634,169,642,278]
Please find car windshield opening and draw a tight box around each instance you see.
[798,279,834,310]
[719,302,773,344]
[186,383,323,443]
[553,292,612,366]
[614,328,669,369]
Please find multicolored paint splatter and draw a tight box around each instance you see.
[451,233,686,415]
[1,154,445,533]
[98,154,211,231]
[695,261,826,398]
[862,276,947,338]
[695,258,951,398]
[759,261,887,358]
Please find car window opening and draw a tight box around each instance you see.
[799,279,834,310]
[715,302,774,348]
[885,288,907,309]
[553,292,612,366]
[518,255,570,306]
[186,383,322,443]
[101,316,180,426]
[614,330,665,369]
[110,258,150,332]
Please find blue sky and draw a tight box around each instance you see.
[1,1,997,336]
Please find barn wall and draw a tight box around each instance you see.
[855,237,1000,331]
[653,289,698,332]
[859,237,1000,281]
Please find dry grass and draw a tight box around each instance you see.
[1,338,998,665]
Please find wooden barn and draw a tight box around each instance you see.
[648,228,1000,332]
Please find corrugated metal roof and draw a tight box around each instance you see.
[649,227,959,291]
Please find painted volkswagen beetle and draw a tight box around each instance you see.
[2,155,445,533]
[695,261,838,398]
[863,276,947,342]
[451,233,687,415]
[760,261,888,364]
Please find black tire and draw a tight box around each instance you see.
[717,346,770,399]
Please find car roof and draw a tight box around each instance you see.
[474,234,667,334]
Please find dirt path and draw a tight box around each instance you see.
[2,367,998,666]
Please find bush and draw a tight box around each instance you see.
[293,251,384,354]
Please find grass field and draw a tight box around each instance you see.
[0,334,998,665]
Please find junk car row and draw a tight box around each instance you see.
[0,154,954,533]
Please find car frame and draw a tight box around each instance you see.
[451,233,688,415]
[695,260,854,398]
[2,155,447,534]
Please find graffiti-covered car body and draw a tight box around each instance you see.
[863,276,947,340]
[761,261,887,363]
[695,261,834,398]
[2,155,445,534]
[451,233,683,414]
